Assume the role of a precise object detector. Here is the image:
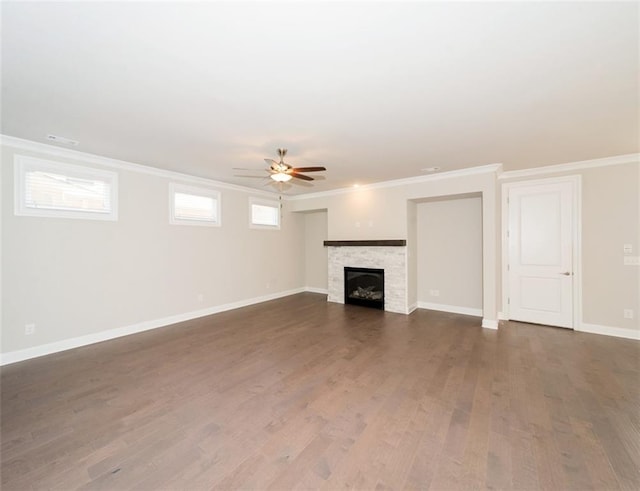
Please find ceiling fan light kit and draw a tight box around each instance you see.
[271,172,293,182]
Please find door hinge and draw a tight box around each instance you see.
[507,264,510,271]
[508,298,510,305]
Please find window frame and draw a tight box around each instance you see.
[249,197,281,230]
[169,183,221,227]
[14,155,118,221]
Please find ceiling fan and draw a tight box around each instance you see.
[236,148,326,183]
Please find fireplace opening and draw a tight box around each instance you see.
[344,267,384,310]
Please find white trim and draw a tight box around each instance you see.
[169,182,221,227]
[249,196,281,230]
[577,323,640,341]
[305,286,328,294]
[417,301,483,317]
[501,185,510,319]
[482,319,499,330]
[0,287,305,366]
[287,164,503,201]
[5,135,636,201]
[14,155,118,221]
[501,175,582,329]
[407,302,418,314]
[498,311,508,321]
[499,153,639,180]
[575,178,584,332]
[1,134,276,198]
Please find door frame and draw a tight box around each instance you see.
[501,175,582,328]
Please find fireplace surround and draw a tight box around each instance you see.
[325,240,408,314]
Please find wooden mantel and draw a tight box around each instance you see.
[323,240,406,247]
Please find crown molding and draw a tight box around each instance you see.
[499,153,639,180]
[5,133,634,200]
[0,134,277,197]
[287,163,503,201]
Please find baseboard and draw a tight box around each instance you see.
[577,323,640,340]
[481,318,499,330]
[304,286,328,295]
[488,317,637,340]
[417,301,483,317]
[407,302,418,314]
[0,287,306,366]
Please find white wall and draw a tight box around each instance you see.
[1,143,305,359]
[416,195,483,313]
[303,209,328,292]
[580,164,639,331]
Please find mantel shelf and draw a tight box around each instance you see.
[323,240,406,247]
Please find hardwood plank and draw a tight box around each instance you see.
[1,295,638,490]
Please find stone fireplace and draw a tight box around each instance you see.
[324,240,408,314]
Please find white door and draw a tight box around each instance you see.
[508,180,575,328]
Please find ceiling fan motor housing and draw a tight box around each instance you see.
[263,148,326,182]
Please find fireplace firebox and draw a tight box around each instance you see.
[344,267,384,310]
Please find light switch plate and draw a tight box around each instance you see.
[623,256,640,266]
[623,244,633,254]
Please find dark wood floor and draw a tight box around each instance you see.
[2,293,639,490]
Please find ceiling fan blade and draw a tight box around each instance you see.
[264,158,279,169]
[291,173,314,181]
[291,166,326,172]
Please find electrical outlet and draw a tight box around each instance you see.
[25,323,35,335]
[197,293,204,302]
[623,256,640,266]
[430,289,440,297]
[623,309,634,319]
[623,244,633,254]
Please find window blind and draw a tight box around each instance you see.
[174,192,218,222]
[24,170,112,213]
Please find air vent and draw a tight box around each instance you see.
[46,134,79,146]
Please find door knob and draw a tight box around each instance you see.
[560,272,573,276]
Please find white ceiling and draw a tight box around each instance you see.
[2,1,638,195]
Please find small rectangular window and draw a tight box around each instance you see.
[14,155,118,220]
[250,197,280,229]
[170,183,220,226]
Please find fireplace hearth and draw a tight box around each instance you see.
[344,267,384,310]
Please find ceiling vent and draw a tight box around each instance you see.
[46,134,79,146]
